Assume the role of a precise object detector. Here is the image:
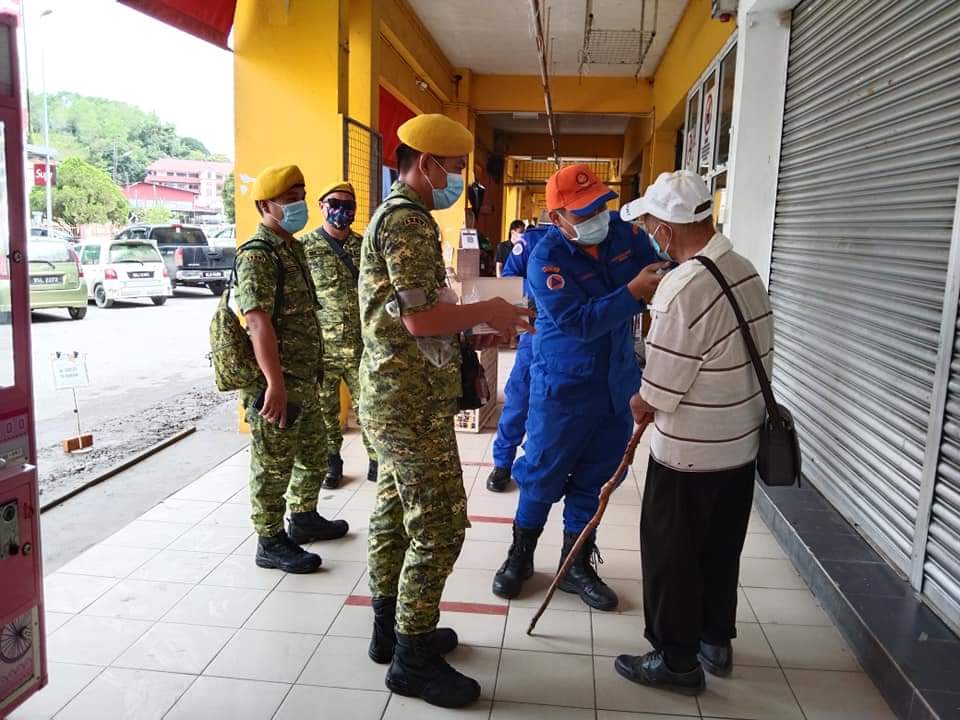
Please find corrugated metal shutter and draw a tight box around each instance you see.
[926,317,960,629]
[770,0,960,574]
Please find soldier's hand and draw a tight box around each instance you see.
[261,383,288,428]
[627,262,672,302]
[484,297,535,340]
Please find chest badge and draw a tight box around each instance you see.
[546,273,566,291]
[512,243,524,256]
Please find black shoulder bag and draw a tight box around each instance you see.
[323,232,360,281]
[371,200,486,410]
[694,255,801,487]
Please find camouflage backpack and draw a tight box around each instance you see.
[208,240,285,392]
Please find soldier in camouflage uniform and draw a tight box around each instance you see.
[359,115,533,708]
[236,165,349,575]
[300,181,377,489]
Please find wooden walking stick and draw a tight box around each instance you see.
[526,420,651,635]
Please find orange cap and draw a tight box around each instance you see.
[546,164,618,216]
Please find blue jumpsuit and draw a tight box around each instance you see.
[491,226,549,471]
[512,214,659,533]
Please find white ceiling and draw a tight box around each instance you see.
[406,0,689,78]
[483,112,638,135]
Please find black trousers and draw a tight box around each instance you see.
[640,457,755,663]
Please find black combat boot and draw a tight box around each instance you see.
[323,454,344,489]
[698,641,733,676]
[614,650,706,695]
[367,459,379,483]
[368,596,459,664]
[557,530,619,610]
[385,631,481,708]
[287,511,349,544]
[492,524,542,599]
[485,466,512,492]
[255,531,321,574]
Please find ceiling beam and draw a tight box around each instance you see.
[380,0,455,103]
[499,133,625,159]
[471,74,653,115]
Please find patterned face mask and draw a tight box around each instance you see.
[324,199,356,230]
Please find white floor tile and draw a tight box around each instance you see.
[597,712,698,720]
[200,502,255,528]
[171,476,245,503]
[786,668,897,720]
[439,609,507,649]
[100,520,193,550]
[244,591,344,635]
[443,644,501,700]
[491,702,595,720]
[443,568,508,608]
[57,545,158,579]
[113,622,233,674]
[299,635,389,690]
[200,554,283,590]
[47,616,151,666]
[167,524,253,554]
[275,560,365,595]
[496,649,595,708]
[598,524,642,551]
[205,628,320,683]
[739,557,806,590]
[138,498,219,524]
[456,539,511,571]
[82,579,192,621]
[592,611,649,658]
[733,622,779,668]
[697,665,805,720]
[129,549,227,584]
[5,663,101,720]
[43,574,119,614]
[594,656,699,715]
[53,667,194,720]
[43,612,74,635]
[162,585,269,627]
[326,604,374,639]
[164,676,289,720]
[744,587,832,626]
[737,587,758,623]
[309,531,369,561]
[763,624,861,671]
[382,695,492,719]
[742,532,789,560]
[503,607,592,655]
[274,685,388,720]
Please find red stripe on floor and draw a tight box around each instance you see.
[468,515,514,524]
[462,461,495,467]
[345,595,508,616]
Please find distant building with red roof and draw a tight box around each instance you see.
[144,158,233,211]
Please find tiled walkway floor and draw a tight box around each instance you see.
[14,427,896,719]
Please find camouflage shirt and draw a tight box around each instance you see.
[301,226,363,358]
[235,223,323,384]
[359,182,461,425]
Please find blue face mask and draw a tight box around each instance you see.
[429,158,465,210]
[565,211,610,246]
[273,199,308,234]
[327,207,355,230]
[649,223,674,261]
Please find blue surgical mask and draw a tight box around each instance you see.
[649,223,674,261]
[429,158,465,210]
[565,211,610,246]
[272,199,308,234]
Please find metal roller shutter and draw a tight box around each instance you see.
[770,0,960,574]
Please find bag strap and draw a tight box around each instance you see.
[693,255,782,424]
[229,239,286,328]
[370,199,425,253]
[322,230,360,281]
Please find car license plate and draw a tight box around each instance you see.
[129,271,153,279]
[31,275,63,286]
[203,271,223,278]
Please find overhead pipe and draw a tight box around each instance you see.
[529,0,561,168]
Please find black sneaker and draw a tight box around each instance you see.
[486,466,512,492]
[367,459,379,483]
[323,454,344,489]
[614,650,706,696]
[386,631,480,708]
[255,531,321,574]
[698,641,733,676]
[557,531,618,611]
[287,511,349,544]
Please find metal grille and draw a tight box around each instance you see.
[343,118,383,232]
[507,159,619,186]
[769,0,960,584]
[579,29,651,65]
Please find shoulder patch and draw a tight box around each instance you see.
[542,264,560,273]
[546,273,565,291]
[512,242,524,256]
[404,214,428,228]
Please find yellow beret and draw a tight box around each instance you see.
[318,180,355,201]
[397,114,474,157]
[252,164,305,201]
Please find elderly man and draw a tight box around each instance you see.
[613,170,774,694]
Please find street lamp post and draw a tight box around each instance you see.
[40,9,53,234]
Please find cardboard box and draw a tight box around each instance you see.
[451,276,526,335]
[454,346,499,433]
[455,248,481,280]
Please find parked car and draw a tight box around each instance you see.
[77,238,172,308]
[30,225,75,243]
[115,224,235,295]
[26,238,87,320]
[208,224,236,249]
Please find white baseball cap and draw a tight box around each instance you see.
[620,170,713,224]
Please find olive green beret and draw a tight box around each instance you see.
[318,180,355,201]
[252,165,305,201]
[397,114,474,157]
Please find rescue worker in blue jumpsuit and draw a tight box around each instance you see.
[486,224,551,492]
[492,164,666,610]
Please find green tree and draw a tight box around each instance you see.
[142,206,173,224]
[222,172,236,223]
[30,157,128,227]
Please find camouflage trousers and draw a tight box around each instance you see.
[241,381,326,537]
[367,411,468,636]
[318,350,375,460]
